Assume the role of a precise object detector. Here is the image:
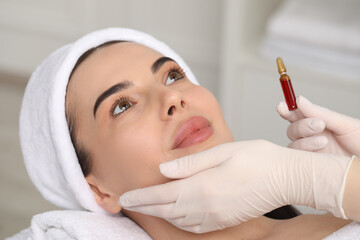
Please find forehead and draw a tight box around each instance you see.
[79,42,163,70]
[68,42,164,88]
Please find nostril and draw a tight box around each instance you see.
[168,106,175,115]
[181,100,185,108]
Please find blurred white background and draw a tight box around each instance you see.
[1,0,359,238]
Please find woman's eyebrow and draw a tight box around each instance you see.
[93,80,133,117]
[151,56,175,74]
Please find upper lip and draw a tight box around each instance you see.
[172,116,211,149]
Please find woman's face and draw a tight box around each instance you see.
[67,42,233,212]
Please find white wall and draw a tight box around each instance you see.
[0,0,223,96]
[219,0,360,145]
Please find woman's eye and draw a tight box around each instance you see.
[165,71,184,86]
[112,100,133,116]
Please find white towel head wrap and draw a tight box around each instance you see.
[20,28,199,213]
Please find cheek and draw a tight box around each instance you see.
[93,120,170,195]
[190,87,233,141]
[190,86,220,113]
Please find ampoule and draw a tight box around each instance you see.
[276,57,297,111]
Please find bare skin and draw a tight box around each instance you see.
[124,210,350,240]
[66,42,351,239]
[343,158,360,222]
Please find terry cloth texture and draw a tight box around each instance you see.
[5,210,151,240]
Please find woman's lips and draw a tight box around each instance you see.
[172,116,213,149]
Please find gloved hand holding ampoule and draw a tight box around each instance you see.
[119,139,358,233]
[277,95,360,157]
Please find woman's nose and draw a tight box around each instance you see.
[160,88,186,120]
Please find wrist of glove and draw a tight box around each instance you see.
[223,140,353,219]
[283,150,353,218]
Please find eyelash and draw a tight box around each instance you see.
[165,65,186,82]
[109,96,134,118]
[109,65,186,118]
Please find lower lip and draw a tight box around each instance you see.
[176,126,214,149]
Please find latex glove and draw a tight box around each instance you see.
[277,96,360,157]
[119,140,352,233]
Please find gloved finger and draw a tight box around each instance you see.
[288,135,328,151]
[297,96,360,135]
[180,224,209,234]
[159,143,235,179]
[172,224,203,233]
[180,223,224,234]
[276,101,303,123]
[124,203,183,219]
[287,118,325,141]
[119,180,180,207]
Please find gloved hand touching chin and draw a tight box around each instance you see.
[119,140,355,233]
[277,95,360,157]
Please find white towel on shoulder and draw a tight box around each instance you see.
[6,211,360,240]
[6,210,151,240]
[323,222,360,240]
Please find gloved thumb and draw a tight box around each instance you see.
[297,96,359,135]
[159,143,235,179]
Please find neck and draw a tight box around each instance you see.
[122,209,275,240]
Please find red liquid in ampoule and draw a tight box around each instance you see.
[280,75,297,111]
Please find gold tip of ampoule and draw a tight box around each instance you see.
[276,57,286,74]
